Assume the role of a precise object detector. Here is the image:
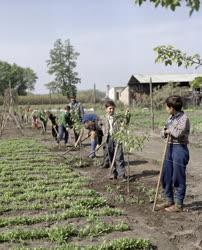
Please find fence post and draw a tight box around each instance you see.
[149,77,154,131]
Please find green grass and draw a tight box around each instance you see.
[129,107,202,134]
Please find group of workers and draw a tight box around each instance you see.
[28,96,103,159]
[19,94,190,212]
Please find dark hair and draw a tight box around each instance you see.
[105,100,116,108]
[65,105,71,111]
[165,95,183,111]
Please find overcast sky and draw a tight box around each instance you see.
[0,0,202,94]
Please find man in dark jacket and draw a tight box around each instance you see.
[46,111,58,141]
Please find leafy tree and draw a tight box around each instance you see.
[0,61,10,95]
[0,61,37,96]
[134,1,202,70]
[135,0,200,15]
[154,45,202,69]
[22,68,37,92]
[191,76,202,88]
[10,65,37,95]
[47,39,81,98]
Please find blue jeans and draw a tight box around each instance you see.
[57,125,68,144]
[161,144,189,206]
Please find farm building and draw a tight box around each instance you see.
[107,73,202,106]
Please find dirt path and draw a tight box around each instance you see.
[74,133,202,250]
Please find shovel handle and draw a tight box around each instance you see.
[152,135,170,212]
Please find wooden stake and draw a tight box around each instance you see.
[152,135,170,212]
[0,85,24,136]
[109,143,119,178]
[62,132,90,155]
[53,125,59,137]
[74,128,84,147]
[10,113,24,135]
[88,141,105,157]
[127,153,130,194]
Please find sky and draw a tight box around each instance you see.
[0,0,202,94]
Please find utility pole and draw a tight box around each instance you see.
[93,83,96,110]
[149,77,154,131]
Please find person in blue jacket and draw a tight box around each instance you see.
[82,113,103,158]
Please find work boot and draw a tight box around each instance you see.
[165,204,183,212]
[118,175,128,183]
[109,174,117,180]
[156,201,174,210]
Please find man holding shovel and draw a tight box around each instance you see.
[69,95,84,142]
[103,100,126,181]
[38,109,48,133]
[46,111,58,141]
[158,95,190,212]
[57,105,72,146]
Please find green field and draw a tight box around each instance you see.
[0,138,153,250]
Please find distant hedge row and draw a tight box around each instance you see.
[0,95,67,106]
[0,90,105,106]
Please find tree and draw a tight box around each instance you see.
[154,45,202,69]
[134,1,202,70]
[0,61,37,96]
[47,39,81,98]
[22,68,37,92]
[45,81,61,94]
[135,0,200,15]
[0,61,11,95]
[11,65,37,95]
[191,76,202,88]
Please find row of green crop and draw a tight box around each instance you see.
[0,222,129,243]
[0,207,123,228]
[16,237,152,250]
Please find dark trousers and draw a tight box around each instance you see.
[73,129,79,143]
[58,125,68,144]
[41,120,47,132]
[104,136,125,178]
[52,125,58,140]
[161,144,189,206]
[96,128,103,145]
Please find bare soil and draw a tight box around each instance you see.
[1,118,202,250]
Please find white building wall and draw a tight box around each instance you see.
[120,87,130,106]
[108,88,116,101]
[108,86,128,104]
